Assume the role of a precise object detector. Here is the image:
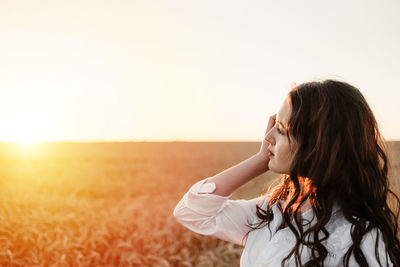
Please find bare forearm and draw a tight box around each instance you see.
[205,154,269,197]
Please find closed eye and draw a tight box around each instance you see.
[275,120,287,135]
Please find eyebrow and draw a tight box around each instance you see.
[275,120,288,130]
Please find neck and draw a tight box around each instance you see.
[285,177,313,213]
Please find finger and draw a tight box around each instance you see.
[266,114,277,132]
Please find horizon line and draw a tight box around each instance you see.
[0,139,399,143]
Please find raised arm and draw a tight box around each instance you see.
[173,115,276,246]
[203,114,276,196]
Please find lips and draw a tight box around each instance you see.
[268,149,274,157]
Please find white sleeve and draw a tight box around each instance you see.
[173,177,268,246]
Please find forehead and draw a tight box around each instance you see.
[276,98,291,125]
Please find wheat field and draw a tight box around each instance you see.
[0,142,398,266]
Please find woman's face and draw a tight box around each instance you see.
[265,98,294,174]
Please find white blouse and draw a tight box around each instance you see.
[173,177,393,267]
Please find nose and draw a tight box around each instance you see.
[265,128,275,145]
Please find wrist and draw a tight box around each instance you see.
[253,153,270,173]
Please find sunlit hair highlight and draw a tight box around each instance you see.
[243,80,400,266]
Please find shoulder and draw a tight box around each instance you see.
[325,214,353,252]
[359,227,392,265]
[232,193,271,217]
[326,214,392,265]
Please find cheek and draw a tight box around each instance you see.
[275,143,292,166]
[276,141,290,157]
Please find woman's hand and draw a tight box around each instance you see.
[257,114,276,164]
[200,115,276,196]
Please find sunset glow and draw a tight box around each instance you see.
[0,0,399,142]
[0,2,399,266]
[2,112,51,144]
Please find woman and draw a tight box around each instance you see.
[173,79,400,266]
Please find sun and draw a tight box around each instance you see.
[7,133,45,145]
[17,139,40,148]
[8,134,47,156]
[3,116,51,146]
[12,135,44,152]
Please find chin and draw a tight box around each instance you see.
[268,162,289,174]
[268,162,279,173]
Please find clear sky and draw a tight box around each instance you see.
[0,0,399,142]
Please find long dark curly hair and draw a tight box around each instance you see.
[244,80,400,266]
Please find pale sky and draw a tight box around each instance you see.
[0,0,399,142]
